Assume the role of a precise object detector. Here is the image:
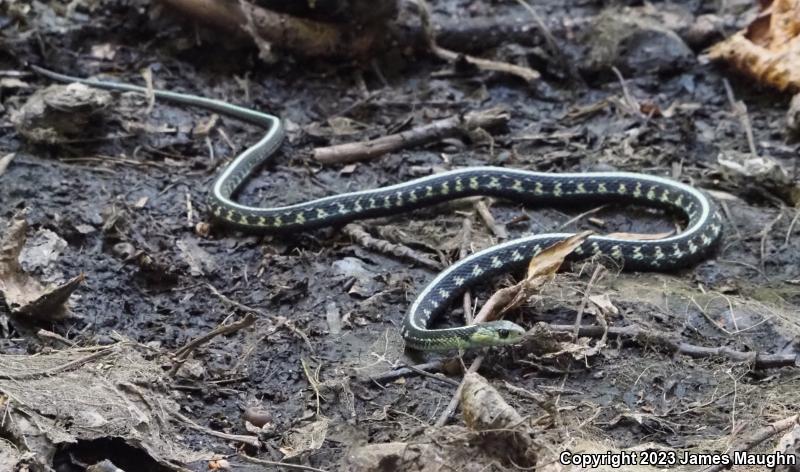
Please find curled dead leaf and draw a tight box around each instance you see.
[475,231,592,323]
[0,212,84,321]
[707,0,800,92]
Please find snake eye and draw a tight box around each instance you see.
[497,328,510,339]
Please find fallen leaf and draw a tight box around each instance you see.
[0,212,84,321]
[475,231,591,322]
[605,230,675,240]
[90,43,118,60]
[279,418,329,458]
[526,231,592,281]
[707,0,800,92]
[176,238,216,276]
[588,293,620,316]
[0,78,29,89]
[192,113,219,136]
[460,373,536,467]
[0,153,15,177]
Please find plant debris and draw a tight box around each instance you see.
[0,212,84,321]
[707,0,800,92]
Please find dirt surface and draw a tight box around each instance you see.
[1,0,800,471]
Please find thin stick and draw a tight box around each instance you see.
[170,410,260,447]
[170,313,256,376]
[572,266,604,337]
[434,355,483,427]
[417,0,540,83]
[206,283,312,348]
[342,223,442,270]
[559,205,607,230]
[238,454,330,472]
[546,324,798,369]
[512,0,581,83]
[459,217,474,323]
[313,108,508,164]
[785,206,800,246]
[369,360,447,384]
[611,67,644,119]
[474,200,508,239]
[723,78,758,158]
[759,213,783,276]
[704,415,799,472]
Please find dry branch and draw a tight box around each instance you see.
[417,0,540,83]
[343,223,442,270]
[704,415,800,472]
[158,0,378,58]
[546,324,799,369]
[170,313,256,376]
[313,108,509,164]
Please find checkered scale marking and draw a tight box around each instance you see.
[30,66,722,352]
[212,166,722,350]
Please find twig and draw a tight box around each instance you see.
[170,313,256,376]
[459,217,474,323]
[473,283,524,323]
[785,206,800,246]
[723,78,758,159]
[512,0,582,84]
[238,454,330,472]
[206,283,312,349]
[703,415,799,472]
[759,212,783,276]
[158,0,375,58]
[36,329,77,347]
[545,324,799,369]
[170,409,260,447]
[313,108,508,164]
[572,266,604,337]
[474,200,507,239]
[416,0,540,83]
[369,360,447,384]
[185,192,194,228]
[301,358,324,416]
[559,204,607,230]
[434,355,483,427]
[342,223,442,270]
[611,67,645,119]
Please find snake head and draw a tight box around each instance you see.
[469,320,526,347]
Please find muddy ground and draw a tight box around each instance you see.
[1,0,800,471]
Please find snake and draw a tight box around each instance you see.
[31,65,722,351]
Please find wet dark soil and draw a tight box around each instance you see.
[2,1,799,471]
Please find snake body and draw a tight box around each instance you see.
[32,65,722,351]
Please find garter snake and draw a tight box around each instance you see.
[31,65,722,351]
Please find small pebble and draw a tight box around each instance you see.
[112,242,135,260]
[243,406,271,427]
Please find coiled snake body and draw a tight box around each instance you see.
[32,65,722,351]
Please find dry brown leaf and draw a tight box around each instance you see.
[707,0,800,92]
[279,418,329,458]
[0,153,15,177]
[588,293,620,316]
[0,211,84,321]
[0,344,207,469]
[526,231,592,280]
[475,231,591,323]
[605,230,674,240]
[460,373,536,468]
